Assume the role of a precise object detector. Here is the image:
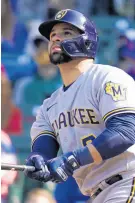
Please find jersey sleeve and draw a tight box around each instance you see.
[30,100,56,146]
[98,69,135,123]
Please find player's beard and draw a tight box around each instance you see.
[49,51,72,65]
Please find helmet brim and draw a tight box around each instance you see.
[39,19,83,40]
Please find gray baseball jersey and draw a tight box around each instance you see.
[31,64,135,195]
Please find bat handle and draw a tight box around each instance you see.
[1,163,36,172]
[24,165,35,172]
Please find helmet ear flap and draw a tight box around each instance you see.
[61,33,97,59]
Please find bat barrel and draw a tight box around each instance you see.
[1,163,35,172]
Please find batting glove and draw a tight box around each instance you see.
[24,152,51,182]
[47,151,80,183]
[47,146,94,183]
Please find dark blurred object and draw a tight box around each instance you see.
[33,38,45,48]
[127,67,135,80]
[120,41,135,61]
[48,7,59,19]
[10,0,18,14]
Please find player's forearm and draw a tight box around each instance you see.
[32,135,59,160]
[90,114,135,162]
[74,113,135,166]
[74,127,134,166]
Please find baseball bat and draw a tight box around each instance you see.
[1,163,35,172]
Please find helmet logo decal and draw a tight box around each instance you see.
[55,10,67,20]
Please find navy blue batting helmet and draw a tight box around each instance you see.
[39,9,98,59]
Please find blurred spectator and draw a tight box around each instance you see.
[17,0,48,22]
[115,19,130,37]
[13,43,61,111]
[125,28,135,41]
[25,188,56,203]
[115,19,130,63]
[1,0,14,41]
[11,38,61,149]
[1,0,28,54]
[118,28,135,79]
[1,66,20,200]
[1,65,13,129]
[104,18,132,66]
[113,0,135,18]
[75,0,93,18]
[2,21,43,85]
[2,54,38,85]
[25,20,46,56]
[49,0,75,12]
[76,0,117,16]
[47,0,75,20]
[1,64,23,135]
[1,131,18,203]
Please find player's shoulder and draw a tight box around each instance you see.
[42,86,62,109]
[91,64,134,81]
[93,64,123,75]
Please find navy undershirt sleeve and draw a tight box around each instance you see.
[32,135,59,160]
[92,113,135,160]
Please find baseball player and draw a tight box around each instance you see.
[25,9,135,203]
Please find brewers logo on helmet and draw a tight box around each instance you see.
[55,10,67,20]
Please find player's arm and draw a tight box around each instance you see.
[32,135,59,159]
[30,102,59,158]
[88,69,135,164]
[46,113,135,182]
[24,102,59,182]
[86,113,135,164]
[73,113,135,165]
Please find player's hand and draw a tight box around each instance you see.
[24,152,51,182]
[47,152,80,183]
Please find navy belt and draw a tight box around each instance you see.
[93,174,123,198]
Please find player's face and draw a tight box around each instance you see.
[48,23,80,65]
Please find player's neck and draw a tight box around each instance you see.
[58,58,94,86]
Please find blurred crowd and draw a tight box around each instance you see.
[1,0,135,203]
